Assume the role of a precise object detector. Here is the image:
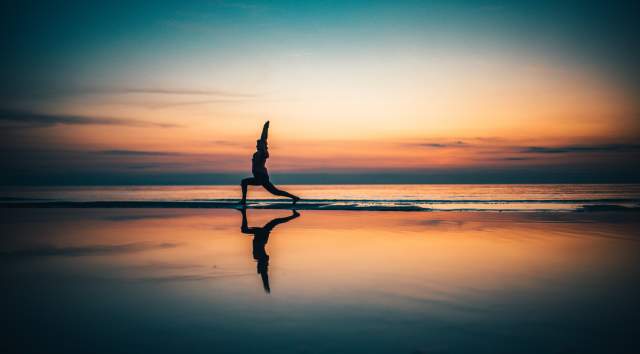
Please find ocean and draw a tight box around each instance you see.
[2,184,640,211]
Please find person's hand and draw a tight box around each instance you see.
[260,121,270,141]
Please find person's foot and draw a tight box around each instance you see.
[292,196,300,205]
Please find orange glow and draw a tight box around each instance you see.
[10,48,637,175]
[9,209,636,298]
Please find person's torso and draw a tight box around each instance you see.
[252,151,268,175]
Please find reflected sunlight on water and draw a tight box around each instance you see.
[1,209,639,353]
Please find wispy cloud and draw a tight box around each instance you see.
[521,144,640,154]
[0,110,178,128]
[3,85,259,100]
[209,140,247,147]
[90,87,258,98]
[501,157,536,161]
[148,98,251,109]
[96,150,182,157]
[87,86,263,109]
[122,163,193,170]
[409,141,468,148]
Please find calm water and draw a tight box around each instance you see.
[3,184,640,210]
[1,208,639,353]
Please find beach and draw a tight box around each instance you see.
[3,1,640,353]
[2,207,639,354]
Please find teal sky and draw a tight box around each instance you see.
[3,1,638,99]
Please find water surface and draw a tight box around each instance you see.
[3,184,640,211]
[1,209,639,353]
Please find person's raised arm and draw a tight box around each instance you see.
[260,121,269,142]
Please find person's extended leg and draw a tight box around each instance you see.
[262,180,299,203]
[240,177,260,204]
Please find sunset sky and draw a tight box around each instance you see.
[1,1,639,184]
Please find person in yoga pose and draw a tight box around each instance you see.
[240,121,300,204]
[239,208,300,293]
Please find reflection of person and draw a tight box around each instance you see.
[239,208,300,293]
[240,121,300,205]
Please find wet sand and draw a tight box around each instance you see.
[1,209,639,354]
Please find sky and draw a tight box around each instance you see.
[1,0,639,184]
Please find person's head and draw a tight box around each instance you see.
[256,139,267,151]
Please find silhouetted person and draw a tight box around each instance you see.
[240,121,300,205]
[239,208,300,293]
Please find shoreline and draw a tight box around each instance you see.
[2,200,638,212]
